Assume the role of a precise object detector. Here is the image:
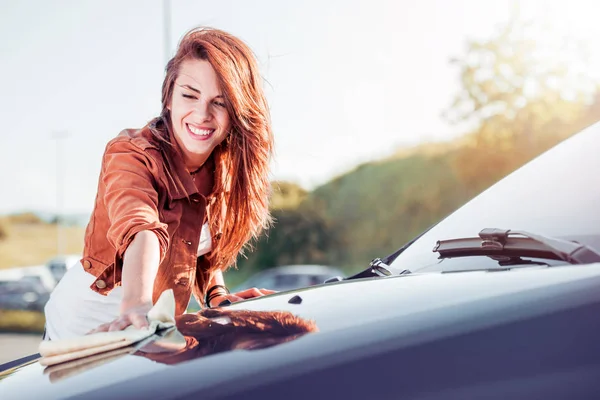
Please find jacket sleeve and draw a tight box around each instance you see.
[101,139,169,263]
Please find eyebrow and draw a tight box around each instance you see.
[178,83,224,98]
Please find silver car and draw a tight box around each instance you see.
[232,264,346,292]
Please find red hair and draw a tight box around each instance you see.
[137,309,318,364]
[158,27,273,277]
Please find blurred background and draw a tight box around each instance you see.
[2,0,600,361]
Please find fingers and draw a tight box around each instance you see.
[108,317,132,332]
[86,313,148,335]
[227,294,244,302]
[209,293,244,307]
[87,323,110,335]
[233,287,276,299]
[232,288,260,299]
[219,294,243,304]
[130,313,149,330]
[208,287,277,308]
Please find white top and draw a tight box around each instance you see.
[44,223,212,341]
[197,222,212,257]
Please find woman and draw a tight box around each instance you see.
[44,27,275,340]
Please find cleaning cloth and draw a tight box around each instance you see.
[38,289,184,367]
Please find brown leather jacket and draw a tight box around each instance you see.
[81,120,215,315]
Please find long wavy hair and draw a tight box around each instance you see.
[137,309,319,364]
[154,27,274,275]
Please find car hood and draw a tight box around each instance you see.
[3,263,600,399]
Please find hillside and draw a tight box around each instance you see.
[235,144,483,275]
[304,149,469,270]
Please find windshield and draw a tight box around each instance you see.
[389,122,600,274]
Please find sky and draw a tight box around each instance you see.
[1,0,598,215]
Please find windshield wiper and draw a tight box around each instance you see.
[343,258,412,281]
[433,228,600,265]
[342,223,441,281]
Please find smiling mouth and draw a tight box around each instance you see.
[186,124,215,139]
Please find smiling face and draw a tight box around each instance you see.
[168,58,231,171]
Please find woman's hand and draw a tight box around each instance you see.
[209,287,277,308]
[87,301,153,334]
[87,230,161,335]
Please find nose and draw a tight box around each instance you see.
[192,100,212,121]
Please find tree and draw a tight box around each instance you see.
[444,9,600,193]
[238,203,339,271]
[269,181,308,210]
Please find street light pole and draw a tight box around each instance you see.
[51,131,69,256]
[163,0,172,66]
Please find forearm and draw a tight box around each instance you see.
[206,269,228,307]
[121,230,161,311]
[208,269,225,288]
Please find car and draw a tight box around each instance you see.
[232,264,346,292]
[0,278,50,312]
[2,121,600,399]
[0,265,57,293]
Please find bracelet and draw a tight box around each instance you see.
[205,284,230,308]
[207,291,227,307]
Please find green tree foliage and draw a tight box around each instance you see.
[238,203,338,271]
[235,181,337,271]
[270,181,308,210]
[445,11,600,194]
[306,153,466,269]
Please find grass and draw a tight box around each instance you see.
[0,309,45,334]
[0,223,85,270]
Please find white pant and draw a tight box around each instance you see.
[44,261,123,341]
[44,224,212,340]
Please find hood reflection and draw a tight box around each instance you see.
[42,308,318,381]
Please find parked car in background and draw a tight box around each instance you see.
[0,255,79,313]
[0,265,56,292]
[0,277,50,312]
[3,122,600,399]
[232,264,346,292]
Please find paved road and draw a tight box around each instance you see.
[0,333,42,365]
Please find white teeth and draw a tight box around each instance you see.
[188,124,213,136]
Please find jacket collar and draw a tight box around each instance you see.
[164,141,215,201]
